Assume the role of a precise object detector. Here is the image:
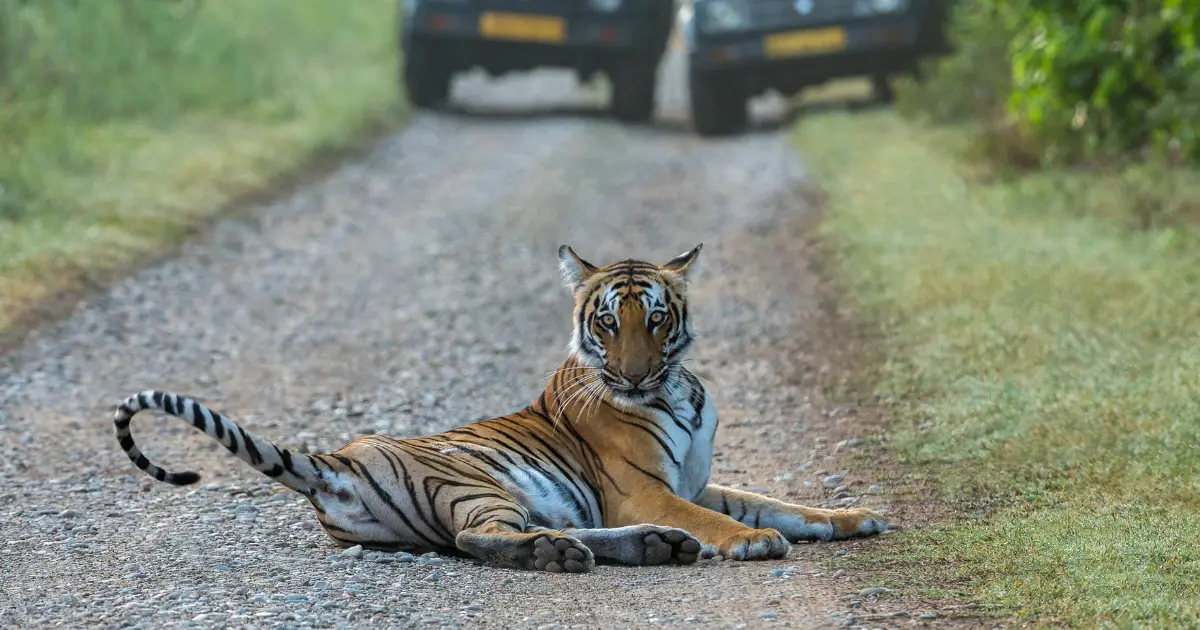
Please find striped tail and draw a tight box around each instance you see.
[113,390,315,493]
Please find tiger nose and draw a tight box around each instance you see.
[623,369,651,386]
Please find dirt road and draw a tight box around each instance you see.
[1,53,924,629]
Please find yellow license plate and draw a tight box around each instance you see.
[763,27,847,58]
[479,12,567,44]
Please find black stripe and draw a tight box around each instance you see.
[190,401,208,431]
[622,457,672,489]
[163,395,176,415]
[484,418,596,513]
[212,414,226,440]
[119,434,135,450]
[135,455,150,469]
[152,391,164,407]
[154,468,167,481]
[605,405,680,466]
[263,465,284,477]
[649,399,693,437]
[237,425,262,465]
[364,451,445,547]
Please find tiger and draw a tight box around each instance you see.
[112,245,889,573]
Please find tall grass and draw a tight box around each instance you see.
[796,105,1200,627]
[0,0,403,331]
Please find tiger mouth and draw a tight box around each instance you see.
[602,374,668,401]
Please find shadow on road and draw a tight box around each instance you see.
[435,93,890,139]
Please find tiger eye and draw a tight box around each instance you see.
[599,314,617,328]
[649,311,666,325]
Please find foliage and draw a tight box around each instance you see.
[1009,0,1200,163]
[0,0,402,333]
[899,0,1200,165]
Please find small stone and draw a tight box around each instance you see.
[834,549,849,557]
[773,472,796,482]
[340,545,364,559]
[867,484,883,494]
[859,586,891,597]
[58,509,82,518]
[395,552,416,563]
[462,604,484,612]
[837,497,860,506]
[284,595,308,603]
[834,438,864,452]
[802,480,816,489]
[918,612,938,620]
[718,466,741,474]
[248,593,268,604]
[203,483,222,491]
[709,555,725,562]
[822,474,843,488]
[769,568,793,577]
[311,581,328,590]
[759,611,779,620]
[424,571,442,582]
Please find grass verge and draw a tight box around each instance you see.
[0,0,405,337]
[795,86,1200,628]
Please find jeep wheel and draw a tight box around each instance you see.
[610,57,658,123]
[871,74,895,104]
[402,36,451,109]
[689,70,746,137]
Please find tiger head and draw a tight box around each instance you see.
[558,244,703,406]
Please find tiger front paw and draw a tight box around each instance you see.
[708,528,790,560]
[529,533,595,573]
[827,507,889,540]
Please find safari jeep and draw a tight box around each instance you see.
[681,0,953,136]
[399,0,676,122]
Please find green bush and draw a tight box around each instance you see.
[1010,0,1200,163]
[895,0,1020,125]
[901,0,1200,166]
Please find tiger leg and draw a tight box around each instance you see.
[693,484,889,542]
[453,504,596,573]
[528,525,702,566]
[612,491,790,561]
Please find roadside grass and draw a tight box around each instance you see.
[0,0,404,334]
[794,85,1200,627]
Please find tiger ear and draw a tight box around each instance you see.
[558,245,598,292]
[662,244,702,280]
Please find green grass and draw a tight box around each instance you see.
[795,93,1200,627]
[0,0,405,332]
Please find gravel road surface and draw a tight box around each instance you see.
[1,52,924,629]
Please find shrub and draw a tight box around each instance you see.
[900,0,1200,166]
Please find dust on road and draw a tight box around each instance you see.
[1,53,914,629]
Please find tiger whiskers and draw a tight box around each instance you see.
[551,372,603,432]
[575,377,609,423]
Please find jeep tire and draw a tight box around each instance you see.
[689,69,746,137]
[871,74,895,104]
[610,57,658,123]
[402,35,451,109]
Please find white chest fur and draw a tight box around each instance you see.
[675,392,717,501]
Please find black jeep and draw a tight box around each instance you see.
[399,0,677,122]
[682,0,953,136]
